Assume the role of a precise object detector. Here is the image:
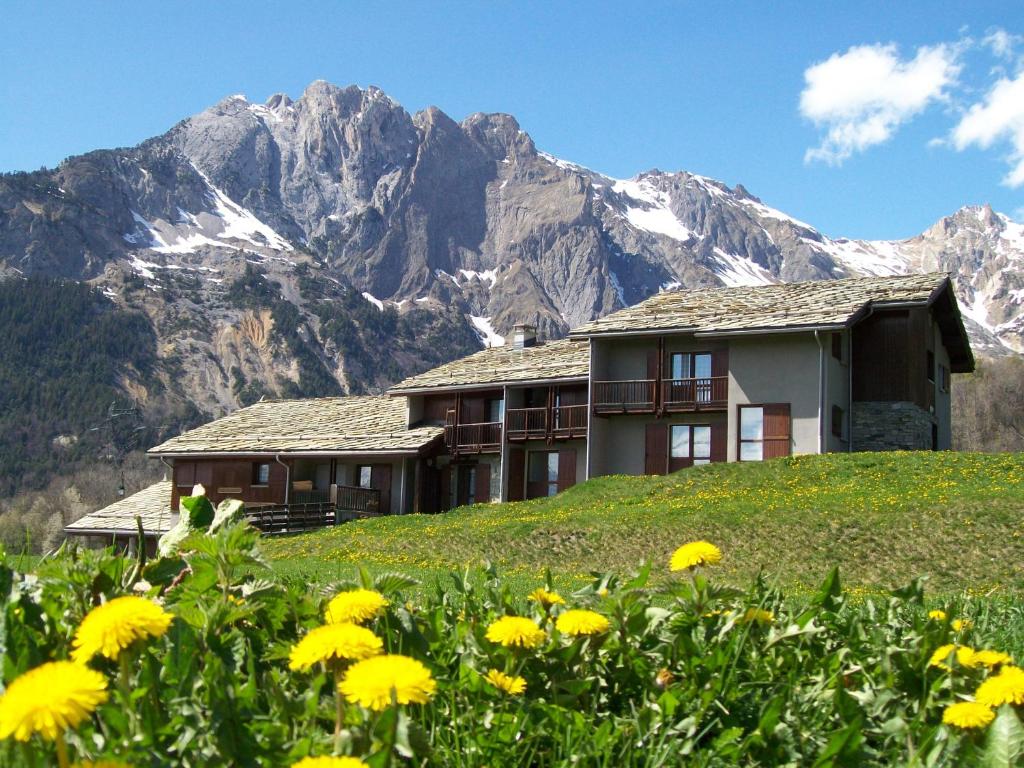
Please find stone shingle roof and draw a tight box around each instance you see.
[569,273,954,337]
[389,338,590,393]
[65,481,175,536]
[148,396,442,455]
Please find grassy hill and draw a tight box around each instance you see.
[265,451,1024,594]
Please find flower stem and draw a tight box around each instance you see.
[55,735,70,768]
[333,666,345,754]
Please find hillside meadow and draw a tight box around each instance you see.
[265,452,1024,595]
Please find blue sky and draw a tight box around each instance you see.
[1,1,1022,239]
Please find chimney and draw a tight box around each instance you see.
[509,323,537,349]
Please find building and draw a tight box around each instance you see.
[66,273,973,541]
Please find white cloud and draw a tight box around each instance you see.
[983,28,1022,60]
[801,43,962,165]
[952,71,1024,187]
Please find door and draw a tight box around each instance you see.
[526,452,559,499]
[645,423,668,475]
[369,464,392,514]
[507,448,525,501]
[556,449,577,492]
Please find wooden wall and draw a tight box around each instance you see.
[171,458,288,509]
[852,308,933,408]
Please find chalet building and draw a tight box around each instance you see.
[66,273,973,543]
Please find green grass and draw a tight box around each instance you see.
[265,451,1024,595]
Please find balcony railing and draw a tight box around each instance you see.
[551,404,588,438]
[445,420,503,453]
[506,407,549,440]
[506,404,588,441]
[662,376,728,411]
[592,380,656,413]
[245,484,381,535]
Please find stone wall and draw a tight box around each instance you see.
[851,401,934,452]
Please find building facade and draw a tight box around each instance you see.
[66,273,973,541]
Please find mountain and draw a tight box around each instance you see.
[0,80,1021,492]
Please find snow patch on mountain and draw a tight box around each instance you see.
[611,178,697,242]
[713,248,778,287]
[470,316,505,347]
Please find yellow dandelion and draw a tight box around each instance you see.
[338,654,436,711]
[484,669,527,695]
[942,701,994,729]
[288,623,383,671]
[972,650,1014,669]
[485,616,547,649]
[928,644,979,671]
[0,661,108,741]
[71,596,173,663]
[597,587,610,598]
[669,541,722,571]
[291,758,369,768]
[324,589,389,625]
[952,618,973,632]
[975,666,1024,708]
[555,609,611,637]
[528,588,565,608]
[739,608,774,625]
[927,609,947,621]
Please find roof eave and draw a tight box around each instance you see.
[388,375,589,396]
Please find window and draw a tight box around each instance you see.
[670,352,712,380]
[670,425,712,465]
[357,465,373,489]
[528,451,559,497]
[739,406,764,461]
[251,462,270,486]
[485,397,505,423]
[926,350,935,383]
[831,405,845,439]
[739,404,791,460]
[831,332,843,361]
[939,364,950,394]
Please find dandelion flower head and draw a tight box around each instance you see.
[0,661,108,741]
[942,701,994,729]
[556,609,611,636]
[975,666,1024,708]
[528,588,565,608]
[291,758,369,768]
[670,541,722,571]
[289,623,383,671]
[325,589,389,625]
[339,654,436,711]
[485,616,547,649]
[71,596,173,663]
[484,669,527,695]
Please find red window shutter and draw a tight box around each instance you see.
[710,421,727,463]
[474,463,491,503]
[507,449,525,502]
[763,403,791,459]
[711,348,729,378]
[646,349,660,379]
[557,449,577,492]
[645,423,668,475]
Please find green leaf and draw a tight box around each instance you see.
[981,705,1024,768]
[209,498,245,534]
[180,494,215,529]
[815,566,843,612]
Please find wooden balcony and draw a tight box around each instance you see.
[445,419,503,453]
[592,380,656,414]
[245,484,382,535]
[507,404,588,442]
[662,376,728,411]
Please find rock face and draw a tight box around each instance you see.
[1,80,1021,429]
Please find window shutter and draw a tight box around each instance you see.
[507,449,525,502]
[646,349,660,379]
[710,421,727,462]
[645,423,668,475]
[763,403,791,458]
[711,348,729,378]
[474,463,491,503]
[557,449,577,492]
